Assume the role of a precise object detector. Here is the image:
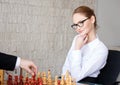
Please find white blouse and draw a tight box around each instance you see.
[62,35,108,82]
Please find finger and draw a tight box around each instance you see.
[81,34,87,40]
[33,66,37,75]
[84,36,88,44]
[77,34,86,38]
[30,63,38,75]
[26,67,34,76]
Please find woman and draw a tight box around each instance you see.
[62,6,108,83]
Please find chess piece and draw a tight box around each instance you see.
[0,75,1,84]
[47,70,52,84]
[54,76,58,85]
[24,73,29,85]
[37,78,43,85]
[0,70,4,84]
[8,76,13,85]
[68,75,72,85]
[42,72,47,85]
[7,75,13,85]
[19,75,24,85]
[60,75,64,85]
[65,70,70,79]
[28,77,32,85]
[72,78,76,85]
[37,72,43,85]
[13,75,18,85]
[65,70,70,85]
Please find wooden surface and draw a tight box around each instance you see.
[0,70,4,84]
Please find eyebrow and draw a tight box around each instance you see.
[77,17,90,24]
[73,19,85,24]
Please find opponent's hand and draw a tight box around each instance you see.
[20,59,37,76]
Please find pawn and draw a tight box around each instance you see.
[68,75,72,85]
[47,70,52,84]
[13,75,18,85]
[24,73,29,85]
[72,78,76,85]
[37,72,43,85]
[42,72,47,85]
[60,75,65,85]
[31,75,37,85]
[54,76,58,85]
[7,75,13,85]
[19,75,24,85]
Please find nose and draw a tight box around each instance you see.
[76,26,83,33]
[76,26,81,31]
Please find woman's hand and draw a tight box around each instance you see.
[75,34,88,50]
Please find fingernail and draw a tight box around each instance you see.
[32,72,34,76]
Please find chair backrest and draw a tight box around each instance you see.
[96,50,120,85]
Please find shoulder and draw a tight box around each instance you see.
[94,39,108,56]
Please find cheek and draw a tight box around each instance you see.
[75,29,80,34]
[84,22,92,32]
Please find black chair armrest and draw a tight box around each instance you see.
[113,81,120,85]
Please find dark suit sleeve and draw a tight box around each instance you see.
[0,52,17,71]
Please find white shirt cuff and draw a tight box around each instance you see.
[15,57,21,69]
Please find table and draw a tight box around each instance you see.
[77,82,103,85]
[2,81,102,85]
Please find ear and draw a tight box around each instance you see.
[90,15,95,24]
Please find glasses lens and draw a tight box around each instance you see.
[78,23,83,27]
[71,17,89,30]
[71,24,77,30]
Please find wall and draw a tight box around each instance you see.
[0,0,96,77]
[97,0,120,48]
[97,0,120,81]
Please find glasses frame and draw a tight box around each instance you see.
[71,17,90,30]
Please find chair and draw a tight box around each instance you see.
[96,50,120,85]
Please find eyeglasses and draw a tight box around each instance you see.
[71,17,90,30]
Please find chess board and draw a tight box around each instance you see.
[2,70,77,85]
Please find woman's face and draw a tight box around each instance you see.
[72,13,94,35]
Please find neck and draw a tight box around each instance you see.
[87,29,96,43]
